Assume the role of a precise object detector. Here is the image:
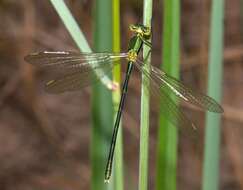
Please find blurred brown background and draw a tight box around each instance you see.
[0,0,243,189]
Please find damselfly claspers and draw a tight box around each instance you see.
[24,24,223,183]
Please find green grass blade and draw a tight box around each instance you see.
[202,0,224,190]
[49,0,112,88]
[50,0,91,52]
[91,1,113,189]
[155,0,180,190]
[138,1,153,190]
[49,0,91,52]
[112,0,124,190]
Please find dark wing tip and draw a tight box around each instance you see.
[207,104,224,113]
[24,54,32,63]
[24,52,40,63]
[207,96,224,113]
[213,104,224,113]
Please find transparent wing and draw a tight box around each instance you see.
[24,51,128,93]
[134,61,196,132]
[24,51,127,69]
[136,59,223,113]
[150,66,223,113]
[43,64,113,93]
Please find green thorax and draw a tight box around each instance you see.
[128,35,143,55]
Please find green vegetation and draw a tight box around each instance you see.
[156,1,180,190]
[112,0,124,189]
[138,1,153,190]
[202,0,224,190]
[92,0,113,189]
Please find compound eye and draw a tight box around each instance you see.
[143,27,149,33]
[142,27,151,36]
[130,24,136,31]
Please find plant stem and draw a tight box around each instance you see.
[49,0,90,52]
[202,0,224,189]
[49,0,113,88]
[156,0,180,190]
[138,1,153,190]
[112,0,124,190]
[91,0,113,189]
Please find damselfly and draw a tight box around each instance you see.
[24,24,223,182]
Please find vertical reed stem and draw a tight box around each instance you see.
[202,0,224,189]
[92,0,113,189]
[112,0,124,189]
[156,1,180,190]
[138,1,153,190]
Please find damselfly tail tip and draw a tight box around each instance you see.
[104,170,111,184]
[24,54,31,62]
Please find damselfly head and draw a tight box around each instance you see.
[129,24,151,38]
